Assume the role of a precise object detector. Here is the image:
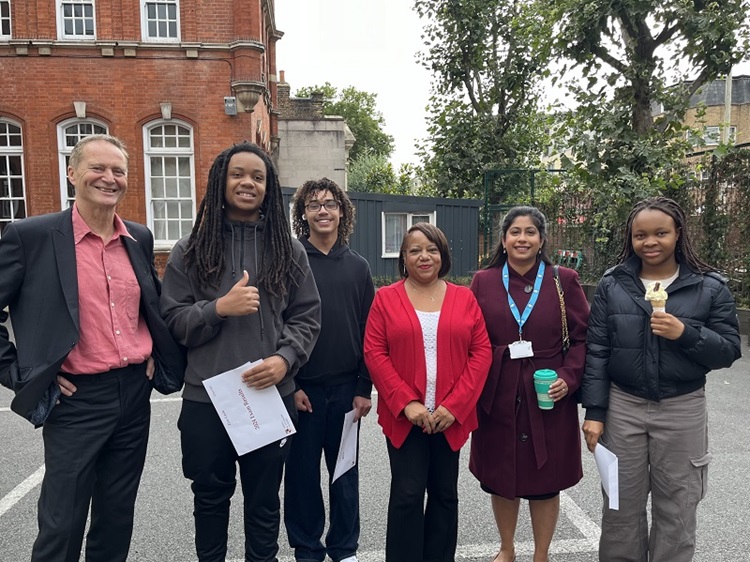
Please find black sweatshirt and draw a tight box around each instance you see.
[296,237,375,398]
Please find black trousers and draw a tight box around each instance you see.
[385,426,460,562]
[179,396,296,562]
[31,364,151,562]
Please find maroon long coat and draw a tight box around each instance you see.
[469,262,589,499]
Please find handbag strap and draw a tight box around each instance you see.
[552,265,570,354]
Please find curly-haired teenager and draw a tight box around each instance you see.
[160,142,321,562]
[284,178,374,562]
[582,196,741,562]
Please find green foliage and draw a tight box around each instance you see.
[701,159,730,267]
[347,152,400,194]
[371,275,473,288]
[414,0,553,199]
[295,83,394,161]
[700,150,750,306]
[549,0,750,256]
[372,275,398,288]
[348,154,430,195]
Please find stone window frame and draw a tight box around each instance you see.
[143,120,195,248]
[57,118,109,210]
[0,119,26,238]
[381,211,436,258]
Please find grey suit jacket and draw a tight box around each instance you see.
[0,207,185,425]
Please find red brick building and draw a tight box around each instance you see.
[0,0,282,261]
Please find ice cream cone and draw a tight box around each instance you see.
[645,281,668,313]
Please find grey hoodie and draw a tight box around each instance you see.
[160,220,321,402]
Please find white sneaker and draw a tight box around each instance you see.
[339,557,358,562]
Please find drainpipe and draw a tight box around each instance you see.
[723,67,733,145]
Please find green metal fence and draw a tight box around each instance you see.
[483,158,750,307]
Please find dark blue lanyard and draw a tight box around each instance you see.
[502,261,545,339]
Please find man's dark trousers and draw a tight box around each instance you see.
[31,363,151,562]
[284,379,360,562]
[179,395,296,562]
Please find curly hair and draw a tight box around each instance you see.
[183,141,301,295]
[618,196,715,273]
[291,177,355,244]
[485,206,553,269]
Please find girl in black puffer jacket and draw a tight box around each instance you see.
[581,197,741,562]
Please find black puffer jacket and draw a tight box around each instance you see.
[582,257,741,422]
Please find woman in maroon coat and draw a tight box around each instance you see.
[470,206,589,562]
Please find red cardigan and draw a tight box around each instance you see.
[364,280,492,451]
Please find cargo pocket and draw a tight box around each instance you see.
[688,452,712,503]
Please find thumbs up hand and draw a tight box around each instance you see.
[216,270,260,317]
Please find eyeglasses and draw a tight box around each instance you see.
[305,201,340,212]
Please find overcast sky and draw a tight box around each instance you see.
[275,0,431,169]
[275,1,750,169]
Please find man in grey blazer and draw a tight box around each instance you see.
[0,134,185,562]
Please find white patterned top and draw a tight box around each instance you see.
[416,310,440,412]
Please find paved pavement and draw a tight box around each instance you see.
[0,336,748,561]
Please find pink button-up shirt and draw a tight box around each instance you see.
[60,205,153,375]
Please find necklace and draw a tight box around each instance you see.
[407,279,442,302]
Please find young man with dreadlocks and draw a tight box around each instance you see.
[160,142,321,562]
[581,196,741,562]
[283,178,374,562]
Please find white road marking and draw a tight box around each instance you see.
[0,394,600,560]
[0,397,182,519]
[224,536,600,562]
[223,491,602,561]
[1,397,183,412]
[0,465,44,518]
[561,490,602,543]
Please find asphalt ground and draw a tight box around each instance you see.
[0,336,748,561]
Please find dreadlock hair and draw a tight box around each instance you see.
[184,141,301,296]
[485,206,553,269]
[291,177,355,244]
[618,196,715,273]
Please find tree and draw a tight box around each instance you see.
[555,0,749,137]
[295,83,394,161]
[415,0,553,199]
[551,0,750,256]
[348,152,399,193]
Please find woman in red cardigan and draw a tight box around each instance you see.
[364,223,492,562]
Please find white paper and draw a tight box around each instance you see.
[331,410,359,483]
[594,443,619,510]
[202,359,296,456]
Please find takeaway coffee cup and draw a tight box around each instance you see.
[533,369,558,410]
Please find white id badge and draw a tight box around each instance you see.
[509,340,534,359]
